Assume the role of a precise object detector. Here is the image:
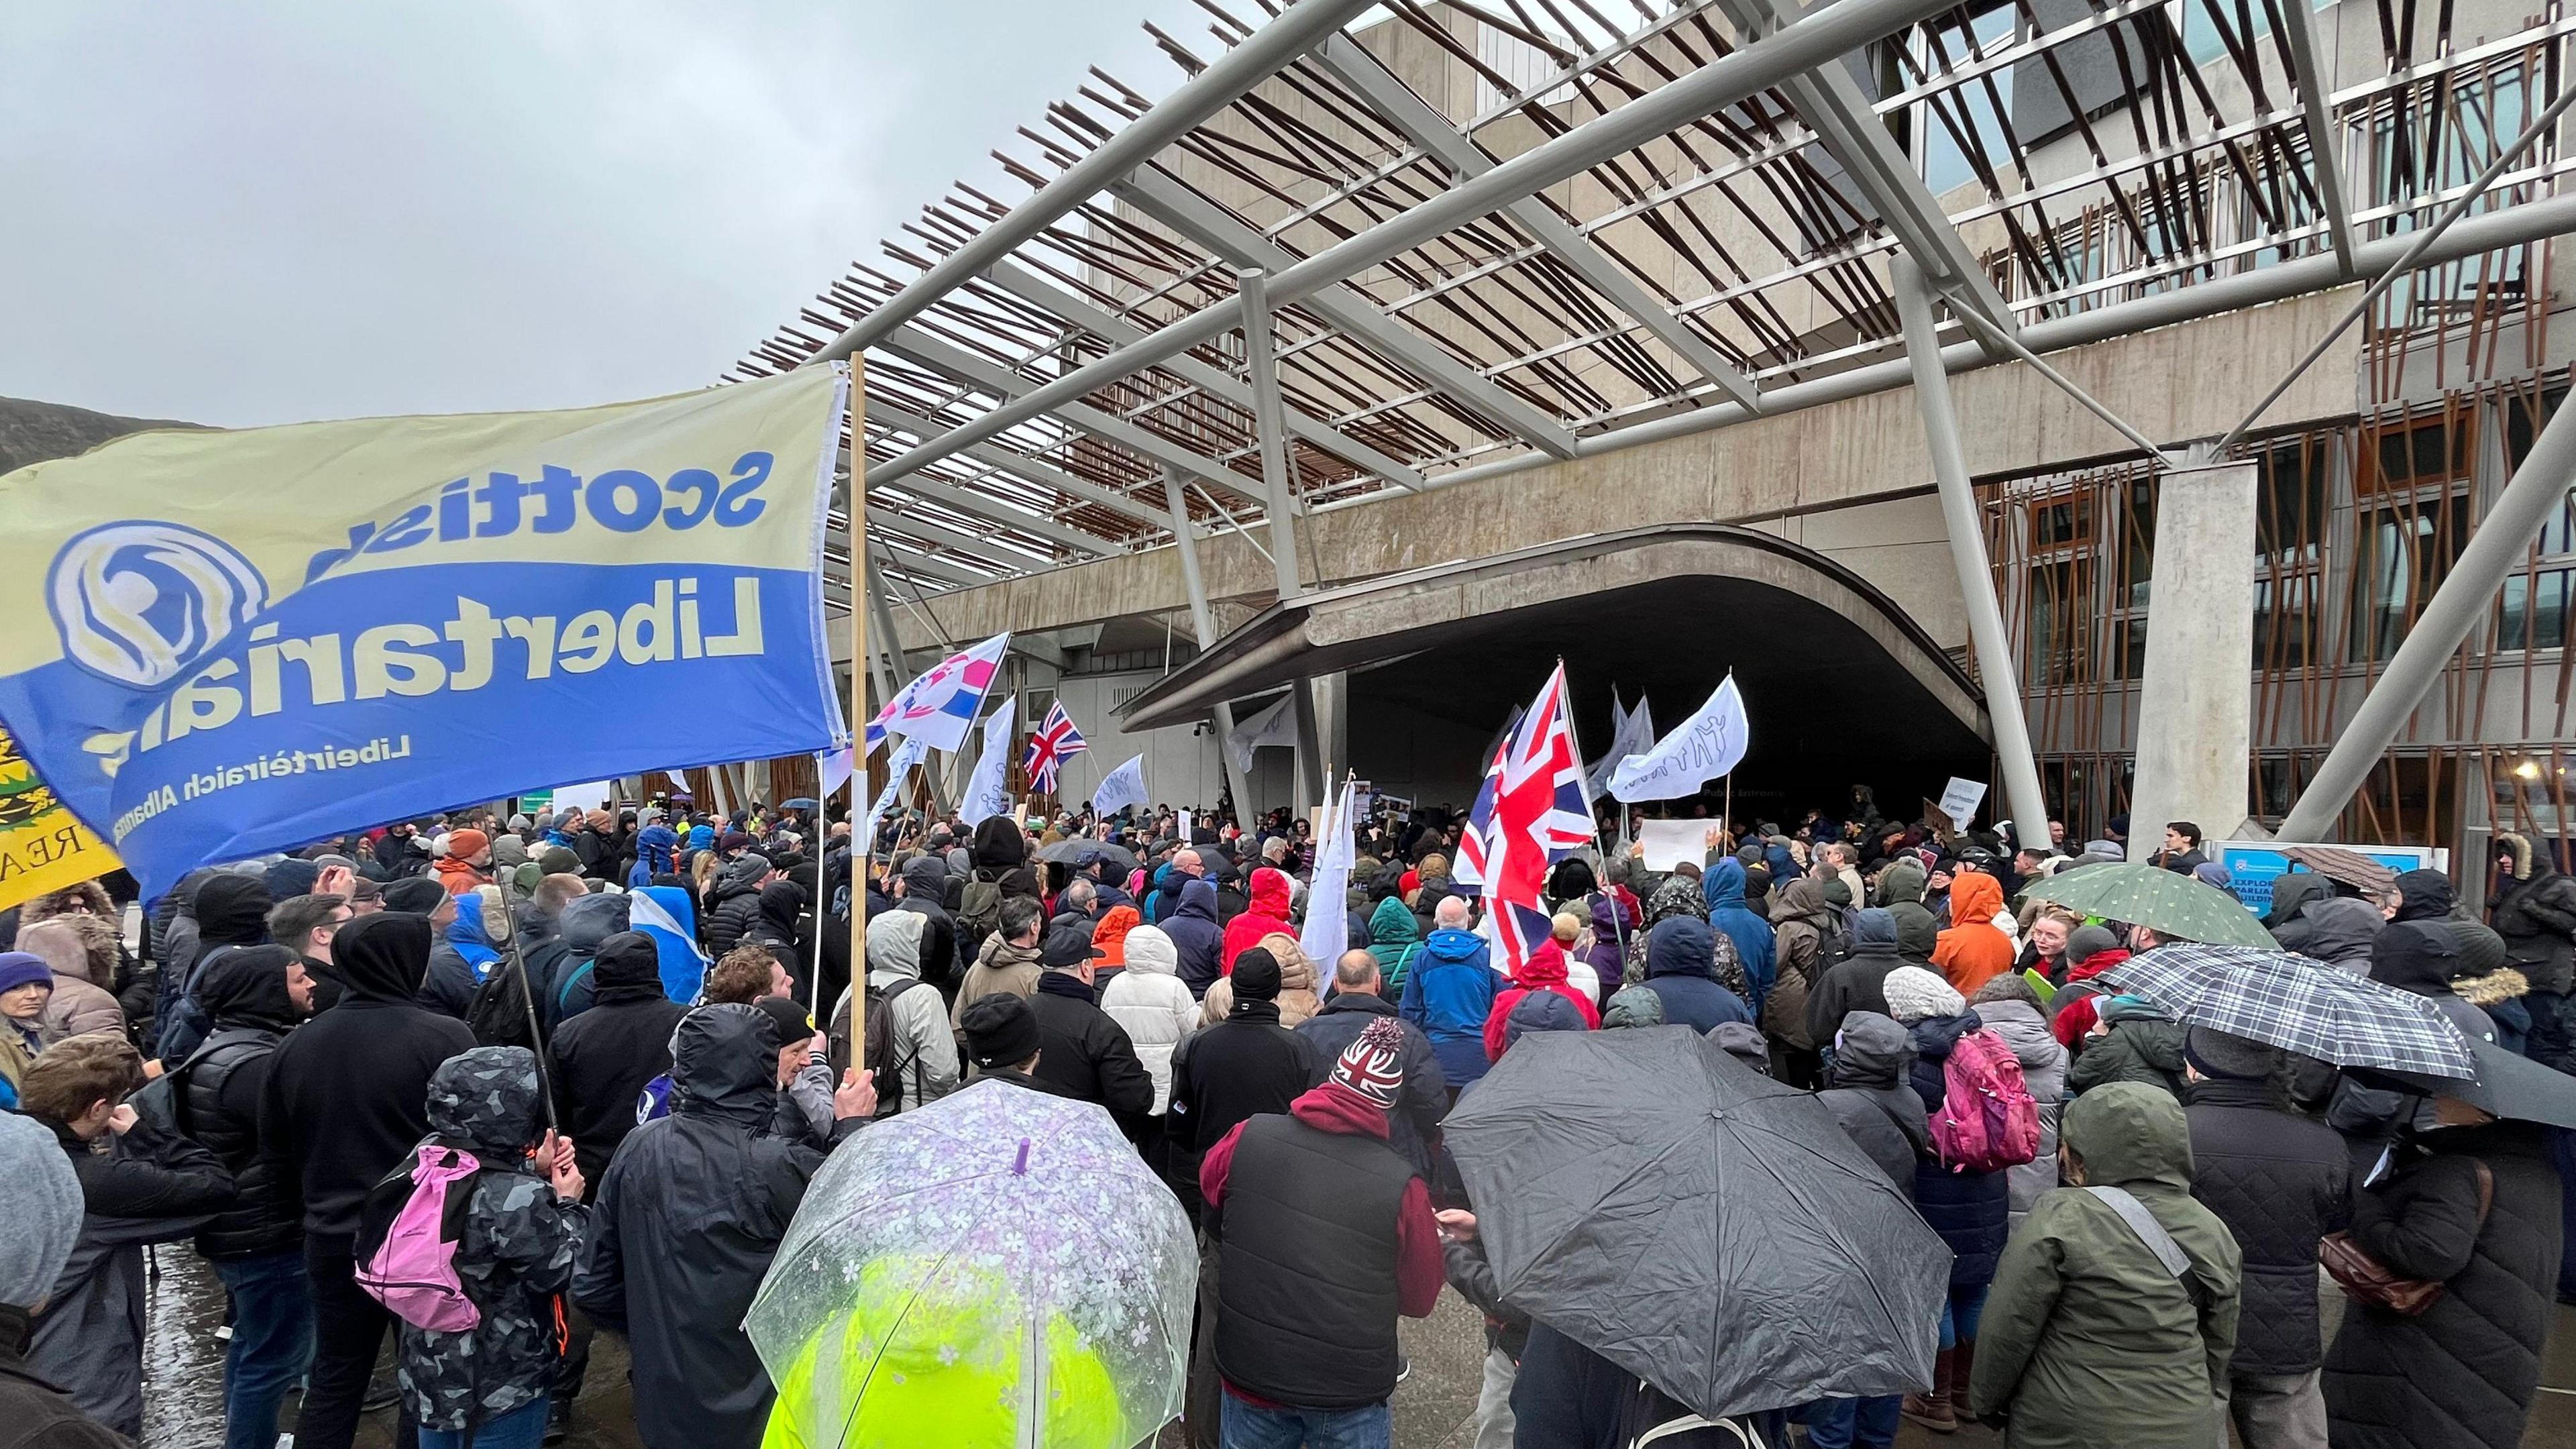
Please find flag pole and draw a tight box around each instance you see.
[847,363,867,1079]
[810,750,828,1018]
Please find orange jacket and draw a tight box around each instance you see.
[1931,871,2015,995]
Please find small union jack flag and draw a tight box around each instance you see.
[1456,663,1596,970]
[1022,700,1087,794]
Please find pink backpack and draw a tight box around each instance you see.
[354,1144,486,1332]
[1928,1029,2041,1174]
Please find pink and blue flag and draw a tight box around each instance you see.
[880,631,1011,752]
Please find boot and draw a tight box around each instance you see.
[1951,1336,1978,1425]
[1901,1346,1957,1434]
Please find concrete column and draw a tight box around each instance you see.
[2128,462,2259,855]
[1163,469,1260,826]
[1289,676,1326,824]
[1891,257,2055,847]
[2280,388,2576,839]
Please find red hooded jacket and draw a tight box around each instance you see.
[2049,947,2133,1049]
[1482,942,1601,1061]
[1220,867,1295,974]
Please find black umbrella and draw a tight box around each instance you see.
[1443,1027,1948,1420]
[1038,838,1141,874]
[2356,1036,2576,1130]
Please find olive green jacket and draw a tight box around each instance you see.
[1967,1082,2243,1449]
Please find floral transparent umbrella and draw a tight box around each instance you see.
[747,1079,1196,1449]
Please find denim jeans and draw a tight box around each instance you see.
[1797,1395,1901,1449]
[1937,1282,1990,1348]
[1220,1393,1393,1449]
[416,1395,547,1449]
[214,1248,314,1449]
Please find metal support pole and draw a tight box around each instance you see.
[1165,468,1261,828]
[864,559,906,710]
[1890,257,2054,850]
[2277,0,2356,276]
[1234,269,1306,602]
[2278,392,2576,839]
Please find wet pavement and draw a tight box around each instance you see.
[138,1240,2576,1447]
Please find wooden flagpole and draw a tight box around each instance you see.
[848,362,867,1076]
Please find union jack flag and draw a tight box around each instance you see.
[1456,663,1595,969]
[1022,700,1087,794]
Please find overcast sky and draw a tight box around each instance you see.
[1,1,1221,427]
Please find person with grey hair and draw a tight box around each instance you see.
[0,1111,123,1448]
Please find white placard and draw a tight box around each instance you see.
[1637,818,1713,872]
[1939,777,1989,831]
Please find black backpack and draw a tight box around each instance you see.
[466,960,540,1050]
[829,977,933,1118]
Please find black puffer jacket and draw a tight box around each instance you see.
[2323,1123,2563,1449]
[576,1004,857,1449]
[702,860,771,959]
[2184,1075,2350,1376]
[1024,971,1155,1131]
[2266,870,2341,941]
[890,855,961,990]
[2489,833,2576,995]
[548,933,687,1188]
[180,947,307,1260]
[1816,1010,1929,1199]
[2293,897,2385,971]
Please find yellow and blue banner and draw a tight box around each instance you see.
[0,368,851,897]
[0,722,120,914]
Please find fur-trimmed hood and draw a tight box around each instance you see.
[2453,965,2532,1007]
[2498,830,2537,880]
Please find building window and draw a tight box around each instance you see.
[2024,486,2097,688]
[2108,478,2154,679]
[2254,438,2327,668]
[2497,384,2575,654]
[2349,494,2471,661]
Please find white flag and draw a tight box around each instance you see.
[1091,753,1149,820]
[1224,694,1299,773]
[1584,690,1658,800]
[1609,676,1749,803]
[1299,779,1358,968]
[957,695,1019,828]
[859,734,931,845]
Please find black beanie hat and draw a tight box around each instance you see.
[1232,948,1282,1001]
[959,994,1042,1070]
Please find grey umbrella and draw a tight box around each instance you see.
[1443,1026,1949,1421]
[1038,838,1141,874]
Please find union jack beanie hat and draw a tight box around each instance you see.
[1329,1017,1407,1110]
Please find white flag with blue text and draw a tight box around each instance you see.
[1091,753,1149,820]
[957,695,1019,828]
[1609,676,1748,804]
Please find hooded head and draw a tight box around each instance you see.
[14,916,115,989]
[1175,877,1220,926]
[1247,867,1293,919]
[1511,940,1571,989]
[1644,916,1717,981]
[1882,965,1966,1023]
[1601,985,1666,1028]
[2296,898,2386,964]
[1875,856,1927,907]
[1709,1021,1772,1075]
[1122,924,1179,978]
[196,874,277,948]
[264,858,321,901]
[558,892,631,955]
[490,835,532,871]
[2061,1080,2196,1189]
[590,932,665,1004]
[865,910,928,983]
[331,912,435,1002]
[1092,906,1142,967]
[1644,874,1708,926]
[1702,857,1752,912]
[1827,1011,1913,1089]
[425,1045,545,1156]
[1775,876,1831,924]
[446,891,501,967]
[1369,896,1420,948]
[1947,871,2003,924]
[896,854,947,906]
[2391,869,2457,922]
[195,943,303,1033]
[757,879,807,941]
[0,1112,82,1310]
[2265,870,2337,928]
[671,1003,787,1128]
[2369,920,2462,997]
[971,816,1028,873]
[1501,988,1589,1053]
[1849,908,1899,951]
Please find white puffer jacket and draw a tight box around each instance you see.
[1099,924,1198,1114]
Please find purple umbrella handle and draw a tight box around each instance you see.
[1013,1138,1031,1175]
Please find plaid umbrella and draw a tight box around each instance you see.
[2101,942,2475,1079]
[2021,863,2275,948]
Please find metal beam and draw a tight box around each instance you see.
[2278,394,2576,839]
[1308,34,1765,411]
[1111,170,1582,458]
[1890,256,2052,849]
[2277,0,2357,276]
[856,535,985,589]
[1715,0,2019,340]
[1237,270,1307,601]
[979,258,1430,490]
[875,323,1275,511]
[861,406,1159,537]
[802,0,1379,362]
[851,502,1057,572]
[874,0,1965,475]
[1163,466,1260,825]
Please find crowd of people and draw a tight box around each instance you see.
[0,783,2572,1449]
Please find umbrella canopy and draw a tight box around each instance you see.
[1444,1026,1947,1420]
[780,797,820,811]
[1039,839,1142,875]
[2101,942,2475,1078]
[2278,846,2400,898]
[2020,863,2273,948]
[748,1081,1195,1448]
[2359,1037,2576,1130]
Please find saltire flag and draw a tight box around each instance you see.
[1023,700,1087,794]
[1455,663,1594,969]
[881,632,1010,752]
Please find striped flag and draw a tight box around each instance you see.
[881,632,1010,752]
[1023,700,1087,794]
[1456,663,1595,969]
